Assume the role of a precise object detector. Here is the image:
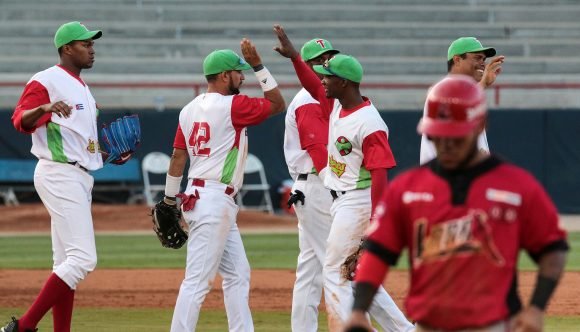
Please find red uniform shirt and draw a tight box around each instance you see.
[364,156,568,330]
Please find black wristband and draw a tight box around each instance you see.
[252,64,264,72]
[352,282,378,311]
[530,275,558,310]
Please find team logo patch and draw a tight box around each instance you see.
[328,154,346,178]
[413,209,505,267]
[75,104,84,110]
[335,136,352,156]
[86,139,96,153]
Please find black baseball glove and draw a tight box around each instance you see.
[287,190,305,208]
[151,199,188,249]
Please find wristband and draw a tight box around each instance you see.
[530,275,558,310]
[165,174,183,198]
[352,282,378,312]
[254,66,278,92]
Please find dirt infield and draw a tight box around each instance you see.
[0,204,578,316]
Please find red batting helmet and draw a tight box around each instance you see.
[417,75,487,137]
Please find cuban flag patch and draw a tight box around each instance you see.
[75,104,84,110]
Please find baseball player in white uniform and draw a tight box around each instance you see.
[2,22,103,332]
[420,37,505,164]
[284,38,338,332]
[163,40,285,332]
[275,26,413,332]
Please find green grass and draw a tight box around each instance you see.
[0,232,578,270]
[0,308,577,331]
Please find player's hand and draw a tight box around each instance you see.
[240,38,262,68]
[342,310,373,332]
[42,101,73,118]
[273,24,299,60]
[480,55,505,89]
[513,306,543,332]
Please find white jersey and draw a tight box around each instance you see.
[179,93,249,191]
[325,100,388,192]
[419,101,489,164]
[28,66,103,171]
[284,88,318,180]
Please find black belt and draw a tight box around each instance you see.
[68,161,88,172]
[297,173,309,181]
[330,190,346,200]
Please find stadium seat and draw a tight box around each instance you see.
[142,151,171,207]
[236,153,274,214]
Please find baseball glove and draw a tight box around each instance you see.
[151,199,188,249]
[341,240,364,281]
[101,114,141,165]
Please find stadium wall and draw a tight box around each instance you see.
[1,109,578,213]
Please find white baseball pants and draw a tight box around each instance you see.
[170,181,253,332]
[34,159,97,290]
[325,188,414,332]
[291,174,333,332]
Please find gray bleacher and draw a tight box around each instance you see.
[1,0,580,110]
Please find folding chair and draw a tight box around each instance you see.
[142,151,171,206]
[236,153,274,214]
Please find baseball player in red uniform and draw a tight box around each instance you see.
[163,39,285,332]
[420,37,505,164]
[345,75,569,332]
[2,22,104,332]
[275,25,413,331]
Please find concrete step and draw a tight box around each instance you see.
[2,56,580,75]
[5,0,580,5]
[2,4,578,23]
[3,37,580,58]
[3,20,580,40]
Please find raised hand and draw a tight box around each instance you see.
[480,55,505,89]
[240,38,262,68]
[273,24,299,60]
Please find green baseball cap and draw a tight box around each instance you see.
[300,38,339,61]
[54,21,102,49]
[203,49,252,75]
[313,54,363,83]
[447,37,496,61]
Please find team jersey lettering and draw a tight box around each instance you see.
[189,122,211,157]
[486,188,522,206]
[402,191,434,204]
[328,154,346,178]
[413,210,505,267]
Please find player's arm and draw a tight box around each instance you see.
[362,131,396,211]
[240,38,285,116]
[479,55,505,89]
[515,179,569,331]
[12,80,72,133]
[273,25,332,117]
[295,103,329,178]
[163,124,189,204]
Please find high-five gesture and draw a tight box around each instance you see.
[240,38,262,68]
[273,25,300,60]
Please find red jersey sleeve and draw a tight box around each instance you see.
[173,123,187,150]
[295,103,329,172]
[362,130,397,170]
[367,183,407,256]
[291,56,333,118]
[519,178,568,256]
[231,94,271,128]
[12,80,52,133]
